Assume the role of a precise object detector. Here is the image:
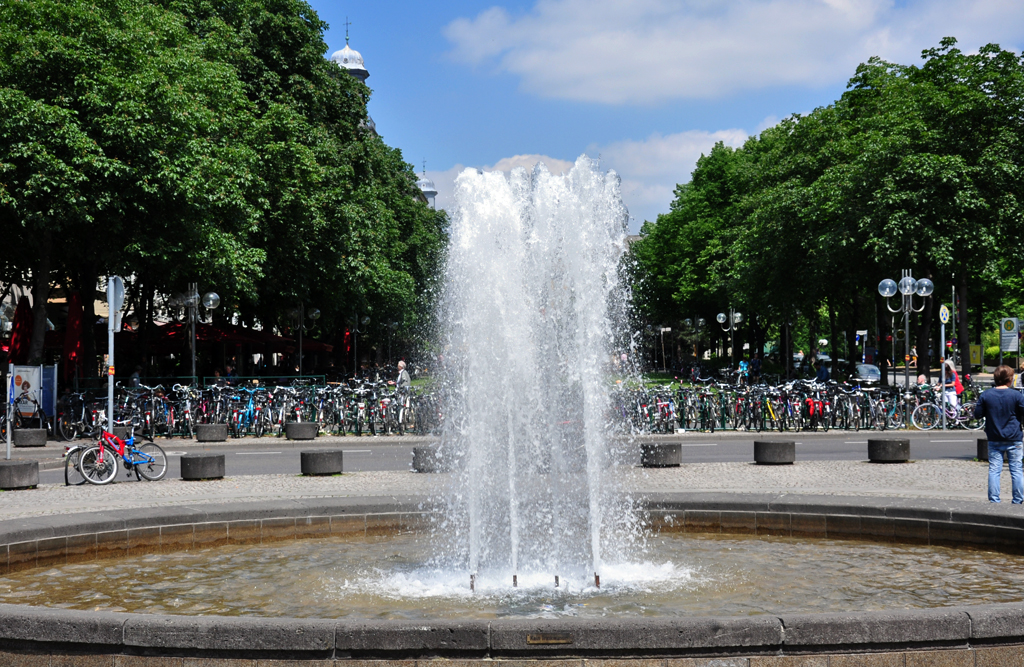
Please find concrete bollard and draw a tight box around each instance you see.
[196,423,228,442]
[754,440,796,465]
[12,429,47,447]
[0,461,38,490]
[412,445,445,473]
[640,443,682,468]
[301,450,344,476]
[978,438,1010,465]
[868,438,910,463]
[180,454,225,480]
[285,422,318,441]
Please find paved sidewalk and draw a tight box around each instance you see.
[0,458,1002,521]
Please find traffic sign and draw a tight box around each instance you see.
[939,305,950,324]
[1001,318,1019,352]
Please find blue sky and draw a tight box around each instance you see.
[308,0,1024,231]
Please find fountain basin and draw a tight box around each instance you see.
[0,493,1023,662]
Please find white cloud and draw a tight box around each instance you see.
[425,154,575,214]
[596,129,749,228]
[427,133,749,233]
[444,0,1024,104]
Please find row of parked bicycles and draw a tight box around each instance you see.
[56,380,444,442]
[616,379,986,434]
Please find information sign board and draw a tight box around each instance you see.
[1001,318,1019,352]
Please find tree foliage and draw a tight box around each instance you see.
[0,0,446,369]
[633,39,1024,377]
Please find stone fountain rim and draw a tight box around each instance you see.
[0,491,1021,660]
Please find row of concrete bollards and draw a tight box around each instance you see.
[179,449,345,480]
[0,447,349,490]
[639,439,917,467]
[8,422,321,452]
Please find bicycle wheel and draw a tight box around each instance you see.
[134,443,167,481]
[959,402,985,431]
[64,446,86,486]
[57,413,77,441]
[79,445,118,485]
[911,403,940,431]
[254,409,266,438]
[887,404,905,430]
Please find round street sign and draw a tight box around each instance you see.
[939,305,950,324]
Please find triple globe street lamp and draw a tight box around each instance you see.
[878,270,934,391]
[717,309,743,367]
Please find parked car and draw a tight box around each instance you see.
[851,363,882,385]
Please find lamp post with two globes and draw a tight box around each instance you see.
[878,270,934,391]
[185,284,220,385]
[717,309,743,369]
[683,317,707,364]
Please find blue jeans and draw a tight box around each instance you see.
[988,441,1024,504]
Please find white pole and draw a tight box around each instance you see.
[941,321,946,431]
[191,282,197,385]
[108,282,115,433]
[6,365,12,460]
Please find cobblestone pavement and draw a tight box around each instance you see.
[0,458,1001,521]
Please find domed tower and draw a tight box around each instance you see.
[330,43,369,83]
[330,20,369,83]
[329,20,374,133]
[416,164,438,209]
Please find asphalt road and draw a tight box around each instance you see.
[37,430,984,485]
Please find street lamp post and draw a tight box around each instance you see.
[351,315,370,377]
[878,270,934,417]
[716,308,743,370]
[659,326,673,372]
[387,321,399,365]
[683,317,707,365]
[293,304,321,378]
[186,284,219,385]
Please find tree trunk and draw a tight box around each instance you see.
[848,293,860,364]
[828,297,839,379]
[27,231,52,364]
[80,266,99,379]
[957,273,971,377]
[915,270,935,381]
[916,293,934,383]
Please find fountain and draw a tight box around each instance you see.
[432,156,635,591]
[0,158,1022,663]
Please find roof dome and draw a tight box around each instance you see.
[416,175,438,199]
[330,44,369,82]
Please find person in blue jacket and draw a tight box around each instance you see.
[974,365,1024,503]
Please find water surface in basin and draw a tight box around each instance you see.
[3,532,1022,619]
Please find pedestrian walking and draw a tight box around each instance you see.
[974,365,1024,504]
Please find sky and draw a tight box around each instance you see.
[308,0,1024,232]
